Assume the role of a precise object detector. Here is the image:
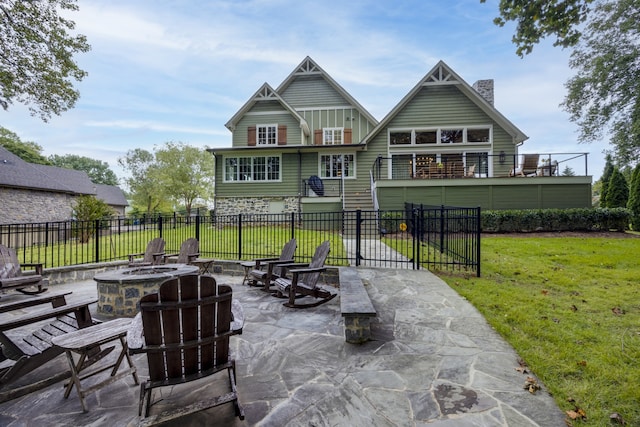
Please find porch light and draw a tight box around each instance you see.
[499,151,505,164]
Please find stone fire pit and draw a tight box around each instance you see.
[94,264,199,317]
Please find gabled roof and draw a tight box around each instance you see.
[363,60,528,144]
[225,83,310,136]
[276,56,378,126]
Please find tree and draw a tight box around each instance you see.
[562,0,640,165]
[118,148,168,216]
[0,0,90,121]
[72,195,114,243]
[49,154,119,185]
[561,165,576,176]
[605,167,629,208]
[0,126,50,164]
[628,163,640,230]
[153,142,215,218]
[481,0,594,57]
[599,154,615,206]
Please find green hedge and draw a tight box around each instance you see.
[481,208,630,233]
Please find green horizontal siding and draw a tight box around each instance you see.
[233,112,301,147]
[366,85,518,179]
[215,152,300,197]
[280,75,348,108]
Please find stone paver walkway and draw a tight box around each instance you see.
[0,267,565,426]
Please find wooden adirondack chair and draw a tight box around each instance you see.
[510,154,540,177]
[0,244,48,295]
[244,238,297,292]
[127,238,166,267]
[274,240,336,309]
[132,274,244,421]
[163,238,199,264]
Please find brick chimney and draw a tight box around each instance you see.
[473,79,494,106]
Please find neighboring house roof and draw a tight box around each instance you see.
[276,56,378,127]
[0,146,76,193]
[95,184,128,207]
[225,83,311,136]
[362,60,528,144]
[0,146,127,207]
[31,163,95,195]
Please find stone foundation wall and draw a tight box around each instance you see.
[0,188,74,224]
[215,196,299,215]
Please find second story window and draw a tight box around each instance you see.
[257,124,277,145]
[323,128,343,145]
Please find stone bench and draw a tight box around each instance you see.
[339,267,376,344]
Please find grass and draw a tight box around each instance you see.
[435,234,640,426]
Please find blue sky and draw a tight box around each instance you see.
[2,0,608,182]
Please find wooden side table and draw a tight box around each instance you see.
[190,258,216,275]
[51,317,139,412]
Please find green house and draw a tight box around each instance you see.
[210,57,592,213]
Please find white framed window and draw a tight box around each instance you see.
[224,155,281,182]
[388,126,492,146]
[320,154,355,178]
[257,124,277,145]
[323,128,343,145]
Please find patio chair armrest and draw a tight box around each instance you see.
[20,262,44,275]
[289,266,326,276]
[128,252,144,262]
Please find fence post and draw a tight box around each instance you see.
[94,219,100,263]
[439,205,445,253]
[476,207,481,277]
[195,214,201,241]
[290,212,295,240]
[355,210,362,266]
[158,215,163,238]
[237,213,242,259]
[412,208,419,270]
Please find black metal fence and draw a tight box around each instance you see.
[1,208,480,276]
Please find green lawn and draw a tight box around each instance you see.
[436,234,640,426]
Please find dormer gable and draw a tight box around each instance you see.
[225,82,309,136]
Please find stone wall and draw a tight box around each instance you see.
[0,188,74,224]
[215,196,299,215]
[43,259,339,288]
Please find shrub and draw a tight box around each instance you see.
[627,164,640,230]
[480,207,630,233]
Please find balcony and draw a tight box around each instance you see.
[372,152,591,181]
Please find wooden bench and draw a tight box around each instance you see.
[0,296,99,402]
[339,267,376,344]
[0,291,72,314]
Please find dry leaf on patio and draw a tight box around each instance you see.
[523,376,540,393]
[612,307,625,315]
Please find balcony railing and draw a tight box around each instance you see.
[372,152,590,181]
